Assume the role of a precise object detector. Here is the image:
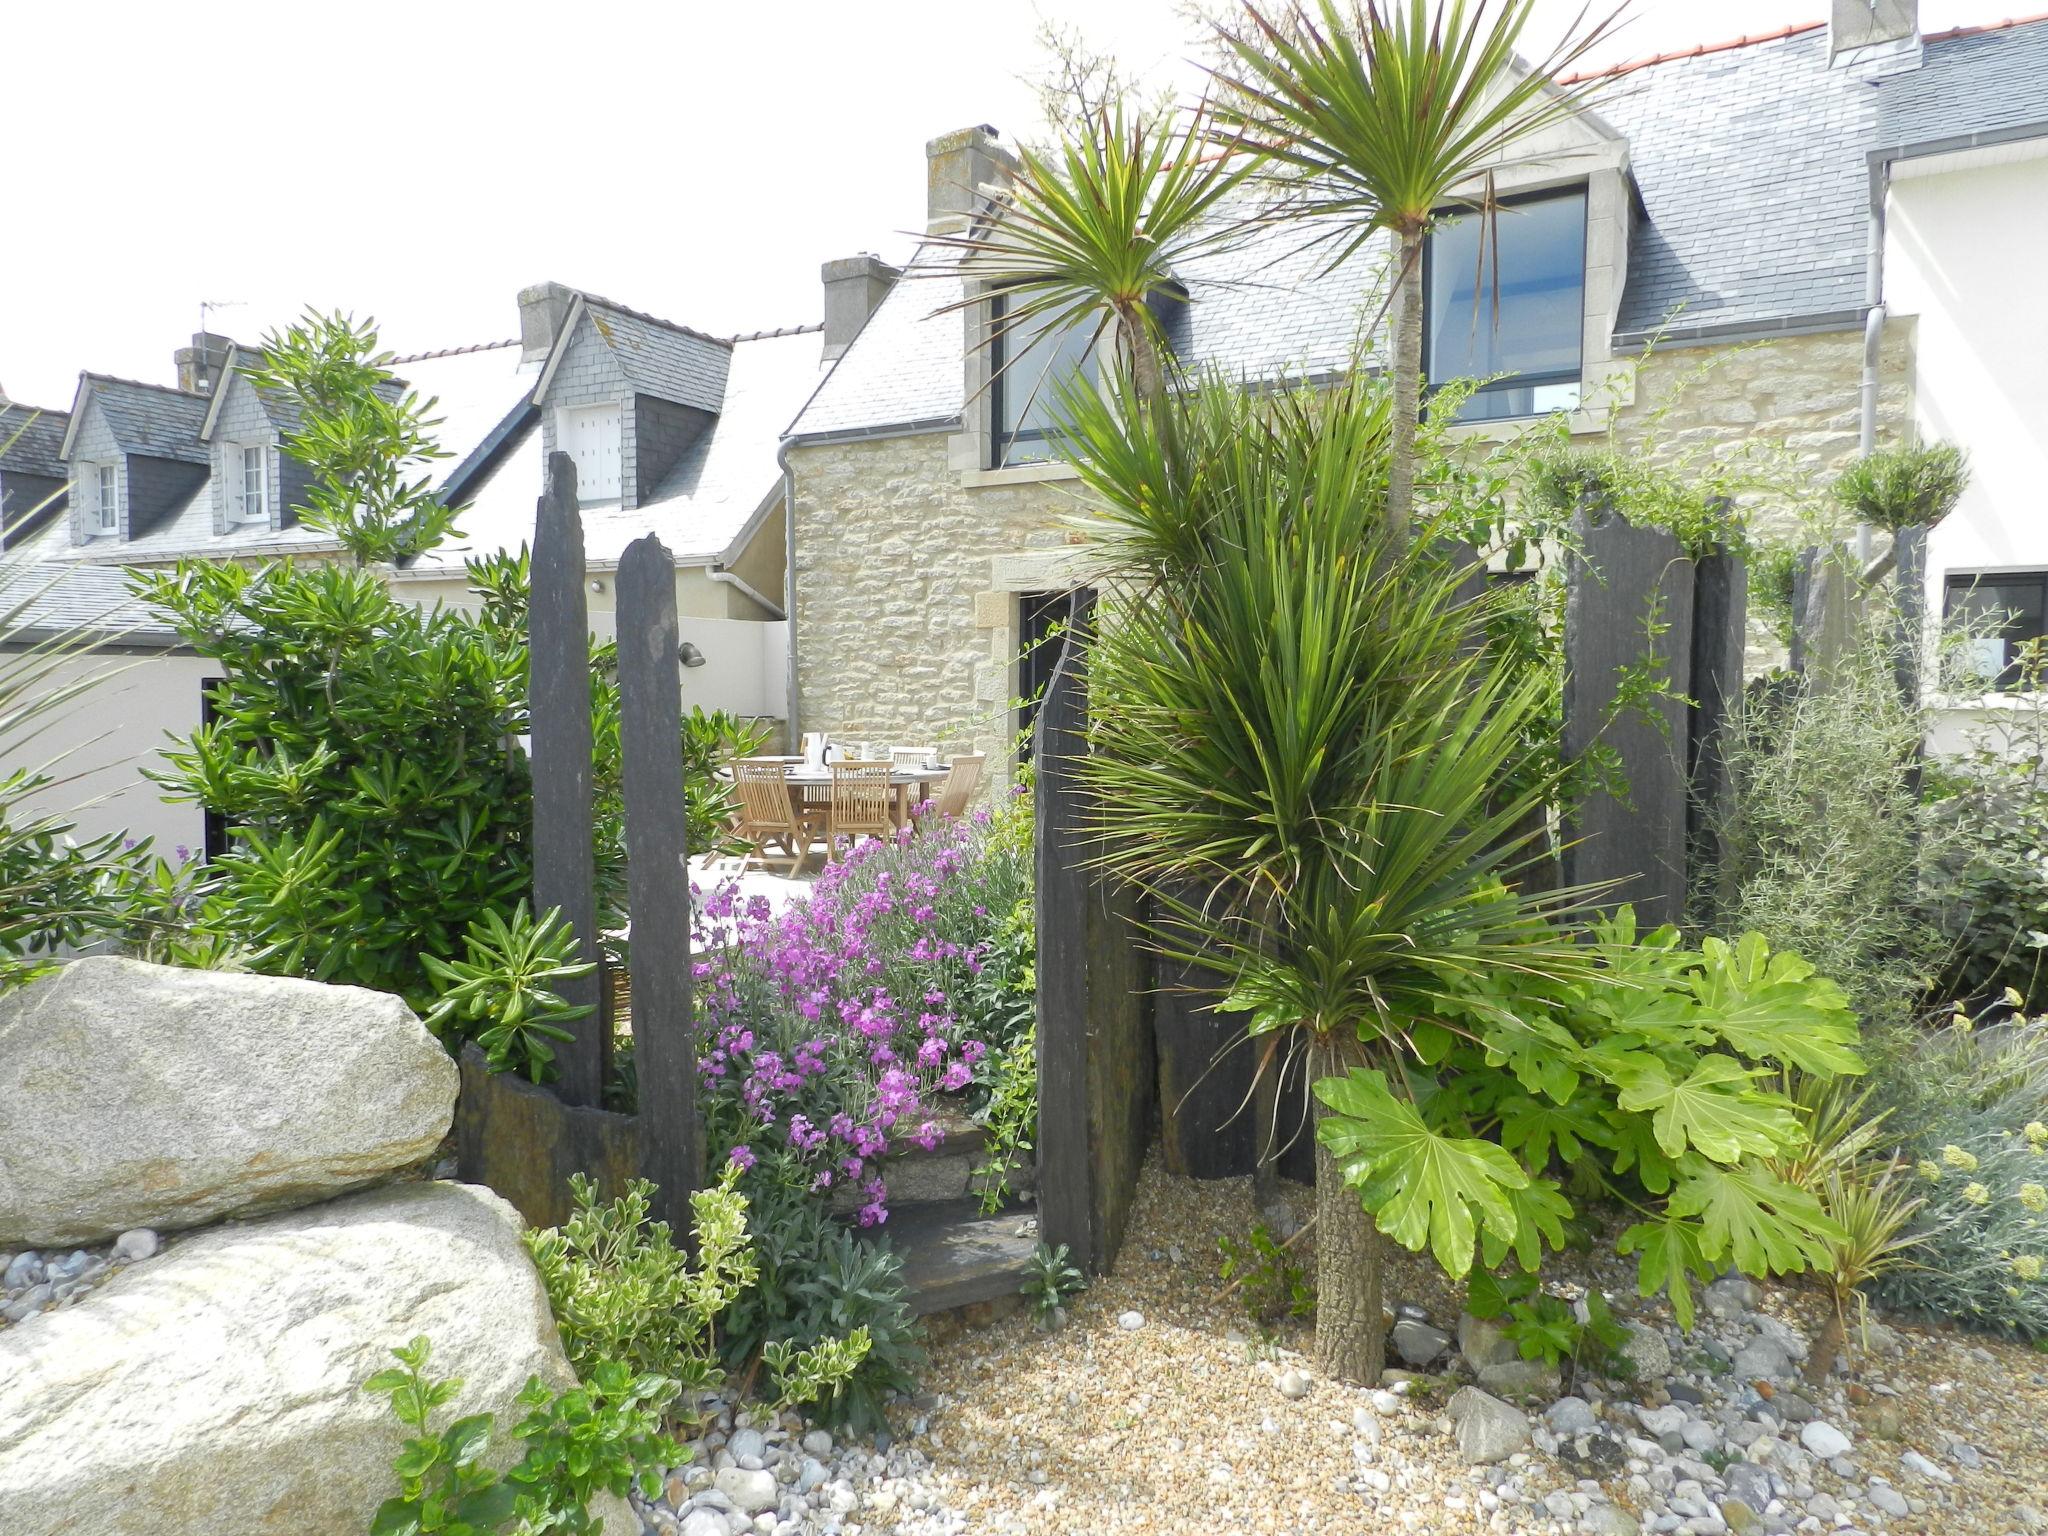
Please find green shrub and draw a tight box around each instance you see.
[1217,1223,1313,1325]
[1021,1241,1087,1323]
[1466,1267,1633,1382]
[1317,910,1863,1328]
[363,1334,676,1536]
[422,902,594,1083]
[1832,442,1969,532]
[524,1169,754,1398]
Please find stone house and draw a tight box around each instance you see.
[781,2,2048,774]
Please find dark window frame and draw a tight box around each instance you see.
[1421,183,1590,422]
[1016,588,1093,757]
[1943,569,2048,691]
[988,291,1098,469]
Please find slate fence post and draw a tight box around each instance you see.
[616,533,698,1229]
[530,451,608,1107]
[1688,546,1748,909]
[1562,508,1696,928]
[1033,596,1154,1274]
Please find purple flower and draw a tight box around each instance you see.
[727,1145,757,1172]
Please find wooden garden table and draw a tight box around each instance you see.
[776,764,949,831]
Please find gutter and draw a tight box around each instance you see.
[1858,153,1889,566]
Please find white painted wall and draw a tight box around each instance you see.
[7,650,218,856]
[1884,140,2048,756]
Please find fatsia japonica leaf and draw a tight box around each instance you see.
[1617,1210,1710,1330]
[1614,1055,1802,1163]
[1497,1092,1613,1167]
[1668,1156,1844,1277]
[1471,1006,1582,1102]
[1688,932,1866,1078]
[1480,1175,1574,1273]
[1314,1068,1529,1278]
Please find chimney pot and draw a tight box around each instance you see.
[517,281,577,365]
[925,125,1018,234]
[1829,0,1919,67]
[820,254,901,361]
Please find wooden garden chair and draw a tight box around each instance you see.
[929,752,986,821]
[733,759,819,876]
[826,760,895,859]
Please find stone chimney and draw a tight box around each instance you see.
[1829,0,1919,66]
[820,255,901,361]
[925,125,1018,234]
[517,281,577,365]
[174,332,234,395]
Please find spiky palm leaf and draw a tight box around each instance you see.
[1213,0,1621,533]
[920,96,1256,415]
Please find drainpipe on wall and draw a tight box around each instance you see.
[777,438,800,745]
[705,564,785,620]
[1857,156,1892,566]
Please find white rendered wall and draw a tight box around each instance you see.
[1884,142,2048,755]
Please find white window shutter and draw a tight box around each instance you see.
[561,405,622,502]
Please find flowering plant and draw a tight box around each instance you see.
[693,800,1031,1224]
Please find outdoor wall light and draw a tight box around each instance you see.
[678,641,707,669]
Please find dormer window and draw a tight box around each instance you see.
[232,442,269,524]
[1424,186,1588,423]
[989,293,1097,468]
[558,403,622,503]
[91,463,119,535]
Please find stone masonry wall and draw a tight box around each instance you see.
[790,430,1077,778]
[789,326,1918,781]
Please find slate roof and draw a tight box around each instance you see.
[0,403,69,478]
[413,326,825,575]
[1876,16,2048,151]
[788,209,1383,440]
[796,19,2048,430]
[0,560,182,645]
[82,376,209,464]
[578,296,733,414]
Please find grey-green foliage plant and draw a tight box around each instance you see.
[1872,1058,2048,1341]
[422,901,594,1084]
[1701,597,1941,1034]
[1524,447,1750,561]
[1833,442,1969,532]
[524,1169,755,1402]
[1061,368,1604,1385]
[0,579,153,990]
[1021,1241,1087,1322]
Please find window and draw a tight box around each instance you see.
[990,293,1097,468]
[559,404,622,502]
[1016,588,1088,755]
[1945,571,2048,690]
[233,443,268,524]
[1424,187,1587,422]
[92,462,118,534]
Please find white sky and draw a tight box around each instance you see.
[0,0,2021,408]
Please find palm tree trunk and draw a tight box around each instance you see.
[1312,1030,1384,1385]
[1384,225,1427,547]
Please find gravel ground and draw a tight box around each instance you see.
[890,1155,2048,1536]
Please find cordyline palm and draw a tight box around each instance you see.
[1059,370,1602,1383]
[920,95,1254,424]
[1215,0,1620,540]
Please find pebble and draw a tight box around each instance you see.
[1799,1421,1853,1460]
[1899,1448,1954,1484]
[1390,1318,1452,1367]
[1275,1368,1310,1400]
[1868,1481,1911,1516]
[1117,1310,1144,1331]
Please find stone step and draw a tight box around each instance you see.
[865,1199,1040,1316]
[829,1106,1034,1217]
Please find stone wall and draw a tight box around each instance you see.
[790,430,1079,775]
[1607,324,1916,540]
[787,325,1919,777]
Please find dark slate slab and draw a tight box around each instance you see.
[875,1198,1041,1316]
[1562,510,1695,928]
[455,1044,637,1231]
[616,534,697,1229]
[1688,547,1748,916]
[530,451,607,1106]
